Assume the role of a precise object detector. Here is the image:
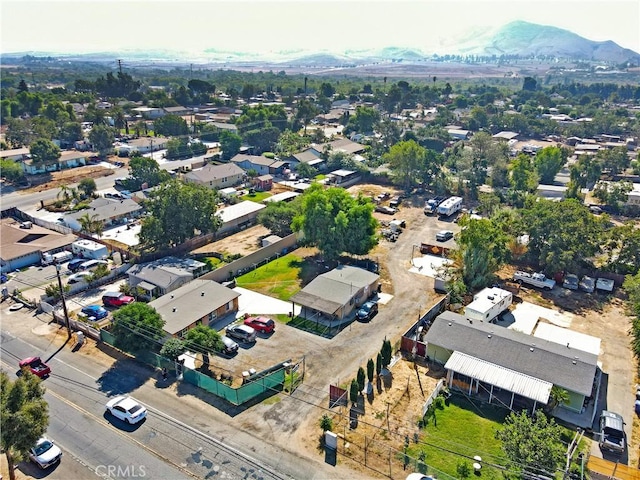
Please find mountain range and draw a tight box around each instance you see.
[4,21,639,67]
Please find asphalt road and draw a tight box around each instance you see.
[0,327,292,480]
[0,167,128,211]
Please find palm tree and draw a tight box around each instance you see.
[112,107,129,135]
[57,184,72,202]
[78,213,103,238]
[546,386,570,412]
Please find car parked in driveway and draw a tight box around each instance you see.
[579,275,595,293]
[106,396,147,424]
[244,316,275,334]
[29,437,62,469]
[102,292,135,307]
[435,230,454,242]
[356,301,378,321]
[562,273,579,290]
[80,305,108,320]
[68,271,93,284]
[219,335,239,355]
[226,324,257,343]
[599,410,626,454]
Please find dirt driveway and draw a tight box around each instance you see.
[210,184,638,475]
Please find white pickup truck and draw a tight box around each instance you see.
[512,271,556,290]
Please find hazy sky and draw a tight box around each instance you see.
[2,0,639,55]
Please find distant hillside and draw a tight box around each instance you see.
[461,20,640,64]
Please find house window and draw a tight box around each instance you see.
[222,177,227,182]
[226,301,232,311]
[178,328,189,338]
[208,311,217,322]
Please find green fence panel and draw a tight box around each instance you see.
[236,368,286,404]
[100,329,116,345]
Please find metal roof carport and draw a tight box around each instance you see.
[445,351,552,409]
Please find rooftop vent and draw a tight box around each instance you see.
[201,291,205,296]
[530,347,534,352]
[487,334,492,338]
[172,307,176,312]
[572,360,577,365]
[448,322,452,326]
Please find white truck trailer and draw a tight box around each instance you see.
[436,196,463,217]
[464,287,512,323]
[71,239,108,260]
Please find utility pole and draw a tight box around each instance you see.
[55,265,72,339]
[117,59,123,74]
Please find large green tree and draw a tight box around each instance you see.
[183,324,223,366]
[1,372,49,480]
[88,124,116,158]
[153,114,188,137]
[126,155,170,190]
[257,198,302,237]
[139,180,222,250]
[495,410,564,476]
[455,216,510,290]
[0,159,25,183]
[383,140,426,190]
[292,185,378,261]
[112,303,165,353]
[517,198,606,273]
[602,223,640,275]
[534,146,567,184]
[29,138,60,170]
[220,130,242,161]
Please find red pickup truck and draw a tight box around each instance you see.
[19,357,51,378]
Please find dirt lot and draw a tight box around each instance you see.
[24,164,116,192]
[217,183,638,477]
[192,224,272,257]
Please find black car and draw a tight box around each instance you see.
[356,301,378,321]
[67,258,86,272]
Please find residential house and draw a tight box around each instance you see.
[290,265,379,322]
[21,151,90,175]
[447,129,471,141]
[0,148,30,162]
[252,174,273,191]
[184,163,245,190]
[127,256,207,298]
[63,198,142,231]
[536,184,567,201]
[327,169,361,187]
[163,105,191,116]
[492,131,519,141]
[285,149,325,171]
[131,106,165,119]
[215,200,266,235]
[310,138,366,157]
[1,218,76,272]
[423,311,598,414]
[149,279,240,337]
[117,137,169,155]
[229,154,287,176]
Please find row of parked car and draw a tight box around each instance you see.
[562,274,614,293]
[219,316,276,355]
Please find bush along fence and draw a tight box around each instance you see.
[98,329,303,406]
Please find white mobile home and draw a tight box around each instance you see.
[71,239,109,260]
[437,196,463,217]
[464,287,512,323]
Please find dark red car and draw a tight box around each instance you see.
[19,357,51,378]
[102,292,135,308]
[243,316,275,334]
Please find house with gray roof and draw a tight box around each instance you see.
[127,256,207,298]
[149,279,240,337]
[423,311,598,414]
[215,200,266,235]
[184,163,245,190]
[290,265,379,322]
[229,154,286,176]
[63,198,142,231]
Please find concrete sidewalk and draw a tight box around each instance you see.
[233,286,301,318]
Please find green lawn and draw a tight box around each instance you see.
[235,252,313,301]
[242,191,271,203]
[407,395,508,478]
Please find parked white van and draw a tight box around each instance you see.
[78,259,109,272]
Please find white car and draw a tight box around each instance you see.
[105,396,147,424]
[29,437,62,469]
[67,271,93,284]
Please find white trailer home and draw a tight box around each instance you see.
[71,239,109,260]
[436,196,463,217]
[464,287,512,323]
